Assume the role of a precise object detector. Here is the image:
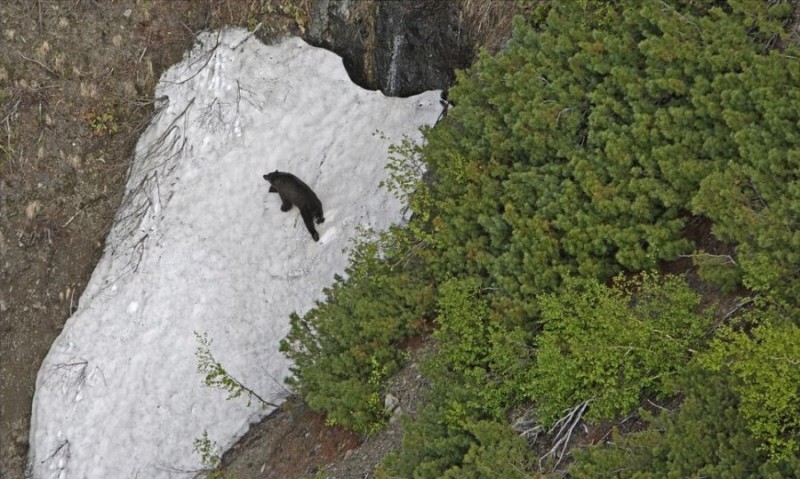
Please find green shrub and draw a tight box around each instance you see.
[570,366,800,478]
[383,279,535,478]
[383,384,486,478]
[385,396,534,479]
[428,278,534,416]
[280,231,435,434]
[418,0,798,322]
[438,420,533,479]
[700,305,800,460]
[533,274,712,425]
[281,0,800,473]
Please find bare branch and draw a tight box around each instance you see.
[539,399,591,471]
[195,332,281,409]
[511,406,543,441]
[170,32,222,86]
[679,252,738,266]
[230,23,263,50]
[15,49,57,76]
[62,194,107,228]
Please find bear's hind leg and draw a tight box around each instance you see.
[300,209,320,242]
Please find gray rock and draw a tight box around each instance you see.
[306,0,475,97]
[384,393,400,413]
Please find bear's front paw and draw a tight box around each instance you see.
[312,232,320,242]
[316,216,325,224]
[281,204,293,212]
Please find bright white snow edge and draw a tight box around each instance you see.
[29,29,441,479]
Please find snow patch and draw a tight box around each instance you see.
[29,30,440,478]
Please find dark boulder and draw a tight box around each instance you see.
[306,0,507,97]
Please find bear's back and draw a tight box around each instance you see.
[271,172,322,211]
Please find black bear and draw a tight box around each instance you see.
[263,170,325,241]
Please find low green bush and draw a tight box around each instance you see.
[280,231,435,434]
[420,0,798,322]
[384,279,535,478]
[279,1,800,475]
[570,366,800,478]
[533,273,712,425]
[700,305,800,461]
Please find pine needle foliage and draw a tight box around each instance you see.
[420,0,799,320]
[279,230,435,434]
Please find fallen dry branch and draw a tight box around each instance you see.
[15,49,58,77]
[539,399,591,471]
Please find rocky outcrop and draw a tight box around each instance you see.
[306,0,513,97]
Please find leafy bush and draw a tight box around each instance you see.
[533,274,711,424]
[384,404,535,479]
[438,420,533,479]
[383,385,488,478]
[383,279,535,478]
[700,305,800,460]
[428,278,534,416]
[570,366,800,478]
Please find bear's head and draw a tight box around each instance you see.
[263,170,280,184]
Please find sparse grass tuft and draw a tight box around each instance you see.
[460,0,520,53]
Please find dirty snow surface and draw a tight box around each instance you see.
[29,30,441,479]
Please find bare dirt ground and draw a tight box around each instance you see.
[216,344,432,479]
[0,2,306,477]
[218,340,433,479]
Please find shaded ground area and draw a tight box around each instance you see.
[0,2,304,477]
[219,397,361,479]
[220,341,433,479]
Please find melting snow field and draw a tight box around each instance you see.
[28,29,441,478]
